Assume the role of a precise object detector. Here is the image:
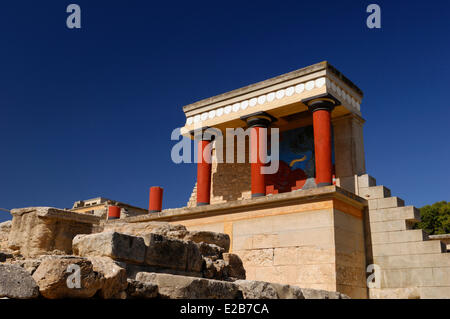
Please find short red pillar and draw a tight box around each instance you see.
[108,205,121,220]
[197,139,212,206]
[149,186,163,213]
[250,126,267,197]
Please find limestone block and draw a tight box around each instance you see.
[277,227,335,248]
[235,249,274,267]
[223,253,246,280]
[105,221,231,251]
[0,220,11,250]
[232,234,253,251]
[8,207,100,257]
[32,256,103,299]
[369,197,405,210]
[419,286,450,299]
[380,268,435,288]
[88,256,128,299]
[359,186,391,200]
[234,280,336,299]
[370,220,408,233]
[135,272,242,299]
[104,221,187,238]
[273,247,297,266]
[334,210,364,235]
[253,265,296,284]
[294,263,336,285]
[144,233,203,272]
[0,264,39,299]
[196,242,224,259]
[180,231,230,252]
[126,279,158,299]
[371,229,427,245]
[374,253,450,269]
[431,267,450,286]
[11,258,42,275]
[372,240,446,257]
[251,233,280,249]
[369,287,420,299]
[368,206,420,223]
[236,280,349,299]
[203,258,227,280]
[73,231,146,264]
[357,174,376,188]
[297,247,336,265]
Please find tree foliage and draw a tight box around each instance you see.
[414,201,450,235]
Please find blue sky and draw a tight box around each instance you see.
[0,1,449,222]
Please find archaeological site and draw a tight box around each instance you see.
[0,62,449,300]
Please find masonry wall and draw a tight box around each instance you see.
[176,195,367,299]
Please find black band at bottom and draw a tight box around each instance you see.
[197,202,210,206]
[252,193,266,198]
[316,182,333,187]
[148,210,161,213]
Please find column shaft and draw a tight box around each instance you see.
[197,139,212,205]
[250,126,266,197]
[312,109,333,186]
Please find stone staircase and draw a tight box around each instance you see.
[356,174,450,299]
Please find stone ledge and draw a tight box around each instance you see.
[111,186,366,224]
[11,207,101,224]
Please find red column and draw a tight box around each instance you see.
[149,186,163,213]
[250,126,266,197]
[197,139,211,206]
[312,109,333,186]
[108,205,121,220]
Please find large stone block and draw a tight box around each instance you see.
[374,253,450,269]
[88,256,128,299]
[369,287,420,299]
[359,186,391,200]
[233,280,343,299]
[0,264,39,299]
[32,256,103,299]
[372,240,446,257]
[8,207,100,257]
[144,233,203,272]
[357,174,376,188]
[368,197,405,210]
[370,220,408,233]
[222,253,246,280]
[371,229,426,245]
[135,272,242,299]
[419,286,450,299]
[368,206,420,223]
[0,220,11,251]
[73,231,146,264]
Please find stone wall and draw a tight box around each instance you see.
[134,186,368,298]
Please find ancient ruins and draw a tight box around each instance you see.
[0,61,449,299]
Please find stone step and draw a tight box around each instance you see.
[374,252,450,269]
[357,174,377,188]
[371,229,428,245]
[368,196,405,210]
[370,220,410,233]
[372,240,447,257]
[359,185,391,200]
[368,206,420,223]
